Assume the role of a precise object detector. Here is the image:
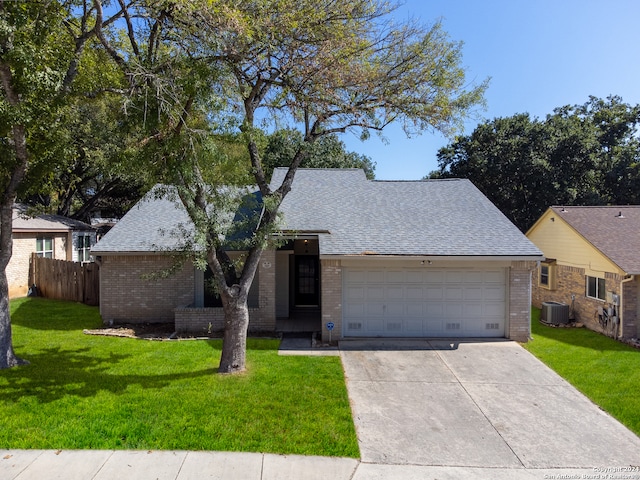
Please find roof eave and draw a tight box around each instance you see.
[320,254,544,261]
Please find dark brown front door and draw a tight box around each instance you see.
[295,256,319,306]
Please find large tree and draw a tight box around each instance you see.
[96,0,487,373]
[0,0,125,368]
[262,130,376,179]
[434,96,640,232]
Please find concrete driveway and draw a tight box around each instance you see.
[340,339,640,469]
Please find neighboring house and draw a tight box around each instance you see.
[527,206,640,341]
[8,206,97,298]
[92,168,543,342]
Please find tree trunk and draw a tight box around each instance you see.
[218,287,250,373]
[0,271,27,369]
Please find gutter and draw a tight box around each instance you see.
[320,254,544,262]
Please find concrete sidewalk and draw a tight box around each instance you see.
[0,449,612,479]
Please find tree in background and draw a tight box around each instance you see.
[262,130,375,180]
[93,0,487,373]
[433,96,640,232]
[0,0,125,369]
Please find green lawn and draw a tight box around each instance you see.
[1,297,359,457]
[524,307,640,436]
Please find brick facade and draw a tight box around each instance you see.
[102,251,278,332]
[102,252,539,342]
[99,254,194,324]
[532,264,639,339]
[508,261,537,342]
[320,259,342,342]
[8,232,68,298]
[621,277,639,339]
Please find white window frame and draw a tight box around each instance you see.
[586,275,605,301]
[77,233,92,263]
[36,237,53,258]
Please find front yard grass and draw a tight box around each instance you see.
[524,307,640,437]
[0,297,359,457]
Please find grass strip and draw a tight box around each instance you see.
[524,307,640,436]
[1,297,359,457]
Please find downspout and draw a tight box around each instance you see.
[619,275,635,340]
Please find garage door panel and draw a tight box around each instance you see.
[425,270,444,283]
[445,303,463,318]
[445,287,463,301]
[465,271,484,283]
[404,319,424,333]
[369,271,385,283]
[405,271,423,283]
[385,320,403,333]
[484,303,505,316]
[425,318,443,335]
[485,271,504,283]
[367,318,384,331]
[387,286,404,300]
[406,303,423,315]
[464,304,483,317]
[464,287,483,301]
[446,271,463,283]
[367,286,384,299]
[407,287,424,299]
[346,286,365,300]
[387,271,405,283]
[345,270,367,283]
[367,302,385,316]
[386,303,404,316]
[345,302,365,316]
[485,286,505,301]
[343,267,506,338]
[426,287,443,300]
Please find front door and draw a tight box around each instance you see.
[295,256,319,306]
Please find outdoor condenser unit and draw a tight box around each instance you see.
[541,301,570,324]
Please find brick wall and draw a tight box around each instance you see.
[508,261,536,342]
[621,277,639,339]
[171,249,278,334]
[320,259,342,342]
[255,249,276,331]
[8,232,68,298]
[531,264,638,339]
[99,254,194,324]
[175,306,262,335]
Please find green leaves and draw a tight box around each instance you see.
[435,96,640,231]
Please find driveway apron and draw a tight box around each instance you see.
[340,339,640,469]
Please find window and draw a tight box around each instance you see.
[203,266,259,308]
[586,275,605,301]
[539,262,555,289]
[77,234,92,263]
[36,237,53,258]
[540,265,549,286]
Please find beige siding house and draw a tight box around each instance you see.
[527,206,640,340]
[92,169,543,342]
[9,206,96,298]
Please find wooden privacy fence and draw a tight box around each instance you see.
[29,253,100,306]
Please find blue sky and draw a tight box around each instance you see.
[342,0,640,180]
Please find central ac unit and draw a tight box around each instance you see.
[541,301,570,324]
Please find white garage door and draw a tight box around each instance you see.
[343,267,506,337]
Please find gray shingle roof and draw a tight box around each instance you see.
[550,206,640,274]
[91,187,193,253]
[271,168,542,257]
[12,205,93,232]
[94,169,542,258]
